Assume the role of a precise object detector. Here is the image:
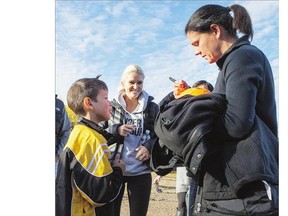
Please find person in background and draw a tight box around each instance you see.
[176,4,278,215]
[154,80,214,216]
[55,94,71,177]
[102,64,159,216]
[184,80,214,216]
[176,167,191,216]
[55,76,126,216]
[153,167,190,216]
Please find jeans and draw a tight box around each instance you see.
[55,159,59,179]
[187,176,198,216]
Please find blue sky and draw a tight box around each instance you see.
[1,1,287,215]
[56,0,279,106]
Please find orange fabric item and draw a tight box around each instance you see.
[178,87,211,98]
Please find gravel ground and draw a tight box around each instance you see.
[120,172,177,216]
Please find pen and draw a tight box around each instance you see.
[169,77,176,83]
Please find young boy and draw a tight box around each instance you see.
[56,76,126,216]
[154,80,214,216]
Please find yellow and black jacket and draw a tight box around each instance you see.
[56,118,123,216]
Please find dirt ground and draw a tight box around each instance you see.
[120,171,177,216]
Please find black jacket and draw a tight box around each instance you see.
[155,92,278,199]
[215,35,278,138]
[205,35,279,200]
[154,93,226,177]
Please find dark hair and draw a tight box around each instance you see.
[192,80,214,92]
[67,75,108,116]
[185,4,253,40]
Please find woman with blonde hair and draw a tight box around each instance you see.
[103,64,159,216]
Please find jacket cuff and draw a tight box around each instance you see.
[113,166,123,175]
[111,124,121,135]
[142,137,157,153]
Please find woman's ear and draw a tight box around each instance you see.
[210,23,221,38]
[210,24,218,33]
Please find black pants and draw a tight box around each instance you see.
[193,181,278,216]
[113,173,152,216]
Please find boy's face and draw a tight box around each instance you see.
[195,84,207,90]
[91,89,111,123]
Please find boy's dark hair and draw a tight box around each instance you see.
[192,80,214,92]
[67,75,108,116]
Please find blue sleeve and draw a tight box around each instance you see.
[57,107,71,156]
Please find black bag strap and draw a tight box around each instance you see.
[109,142,123,163]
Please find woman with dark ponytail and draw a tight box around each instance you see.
[175,4,278,215]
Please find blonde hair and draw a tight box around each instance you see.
[118,64,145,93]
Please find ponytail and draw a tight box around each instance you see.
[185,4,254,41]
[229,4,253,40]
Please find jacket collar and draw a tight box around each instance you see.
[216,35,251,70]
[77,117,113,141]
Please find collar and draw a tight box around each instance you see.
[216,35,251,70]
[77,117,114,142]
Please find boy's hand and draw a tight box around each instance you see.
[173,80,189,98]
[112,154,126,173]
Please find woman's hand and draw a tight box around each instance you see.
[135,146,150,161]
[118,124,136,137]
[173,80,190,98]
